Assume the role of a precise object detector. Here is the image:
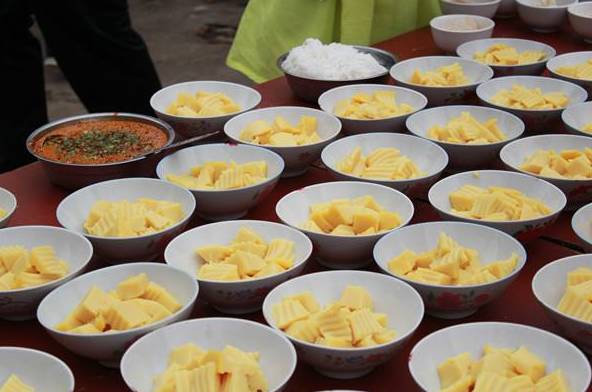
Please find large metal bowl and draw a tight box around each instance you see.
[26,112,175,190]
[277,45,397,102]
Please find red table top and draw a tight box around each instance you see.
[1,18,591,392]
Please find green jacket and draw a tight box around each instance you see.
[227,0,442,83]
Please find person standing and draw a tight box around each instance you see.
[0,0,162,172]
[226,0,441,83]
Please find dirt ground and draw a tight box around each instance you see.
[44,0,250,120]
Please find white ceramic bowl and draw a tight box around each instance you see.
[409,322,591,392]
[37,262,198,368]
[440,0,502,18]
[224,106,341,177]
[276,181,414,269]
[317,84,428,134]
[569,2,592,43]
[517,0,577,32]
[500,134,592,209]
[374,221,527,319]
[320,133,448,196]
[429,14,495,53]
[150,81,261,139]
[262,270,424,379]
[390,56,494,106]
[56,178,196,264]
[533,254,592,355]
[496,0,518,17]
[428,170,566,239]
[406,105,524,169]
[164,220,312,314]
[121,317,296,392]
[0,347,75,392]
[457,38,556,76]
[0,225,93,320]
[156,143,284,221]
[571,202,592,252]
[548,51,592,95]
[562,101,592,137]
[0,187,16,229]
[476,75,588,130]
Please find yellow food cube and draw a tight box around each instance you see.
[339,285,373,310]
[116,273,149,300]
[0,374,34,392]
[510,346,546,383]
[438,352,473,388]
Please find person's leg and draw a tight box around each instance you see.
[0,1,47,172]
[32,0,161,116]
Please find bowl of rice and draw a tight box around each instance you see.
[277,38,396,102]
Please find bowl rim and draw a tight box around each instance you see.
[25,112,176,168]
[163,219,313,285]
[0,225,93,294]
[155,142,286,193]
[36,262,199,338]
[373,220,527,289]
[276,45,396,82]
[224,106,342,150]
[317,84,429,123]
[517,0,577,9]
[275,180,415,239]
[456,38,557,68]
[149,80,262,120]
[429,14,496,33]
[55,177,196,242]
[571,202,592,249]
[440,0,502,6]
[547,51,592,82]
[0,346,76,389]
[261,270,425,352]
[427,169,567,224]
[389,55,495,89]
[120,316,298,392]
[320,132,449,184]
[476,75,589,112]
[562,101,592,135]
[0,186,17,225]
[568,0,592,14]
[532,253,592,327]
[405,104,526,148]
[500,134,592,184]
[408,321,592,390]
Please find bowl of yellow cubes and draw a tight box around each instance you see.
[476,75,588,130]
[408,321,591,392]
[156,143,284,221]
[37,262,199,367]
[224,106,341,177]
[164,220,313,314]
[406,105,524,169]
[276,181,414,269]
[389,56,494,106]
[0,225,93,321]
[428,170,567,240]
[0,186,16,229]
[317,84,428,134]
[571,202,592,252]
[562,101,592,137]
[150,81,262,139]
[321,133,448,196]
[374,221,526,319]
[121,317,297,392]
[0,347,75,392]
[457,38,556,76]
[547,51,592,95]
[56,178,196,264]
[533,254,592,355]
[262,270,424,379]
[500,134,592,209]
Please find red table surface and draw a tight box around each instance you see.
[1,18,592,392]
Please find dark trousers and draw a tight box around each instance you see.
[0,0,162,172]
